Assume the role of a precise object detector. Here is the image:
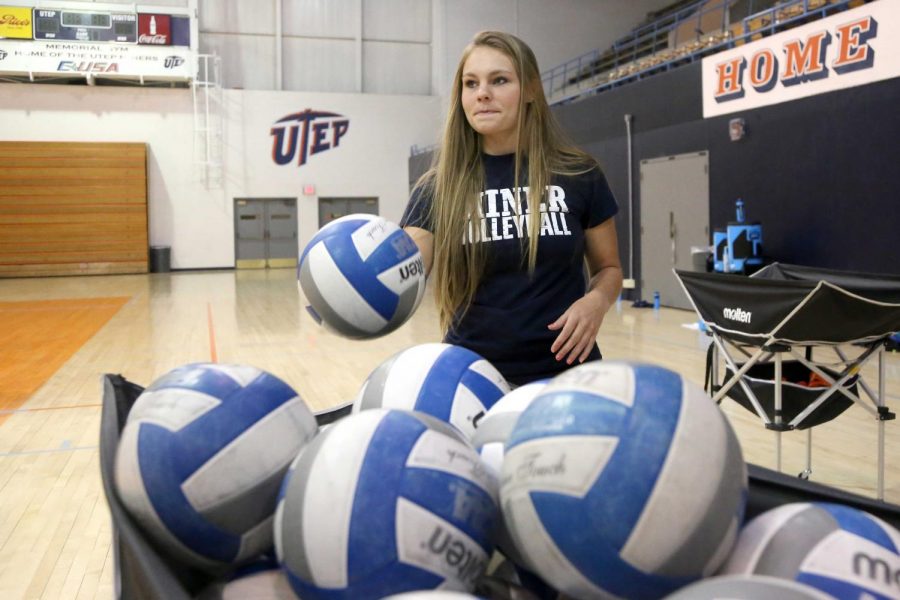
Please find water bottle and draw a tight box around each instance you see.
[653,291,660,311]
[735,198,745,223]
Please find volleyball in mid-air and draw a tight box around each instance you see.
[275,409,500,598]
[721,502,900,599]
[353,343,510,439]
[114,363,318,570]
[501,361,747,599]
[298,214,426,339]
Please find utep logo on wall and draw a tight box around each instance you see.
[270,109,350,167]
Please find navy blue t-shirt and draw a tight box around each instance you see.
[401,153,618,385]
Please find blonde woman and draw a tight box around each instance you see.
[402,31,623,386]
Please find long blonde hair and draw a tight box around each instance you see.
[417,31,596,333]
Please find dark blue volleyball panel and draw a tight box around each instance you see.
[529,491,694,599]
[364,228,419,272]
[146,363,243,398]
[138,423,241,562]
[510,365,687,597]
[460,370,504,411]
[321,230,399,322]
[400,467,497,550]
[171,374,299,480]
[300,218,368,265]
[346,412,426,581]
[507,390,629,448]
[286,561,442,600]
[414,347,479,421]
[817,503,899,553]
[582,366,683,547]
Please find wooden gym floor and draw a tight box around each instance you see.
[0,268,897,599]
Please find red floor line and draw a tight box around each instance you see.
[207,302,218,363]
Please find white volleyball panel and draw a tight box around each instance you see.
[301,411,385,588]
[502,435,618,498]
[545,362,636,407]
[306,241,386,333]
[349,216,398,261]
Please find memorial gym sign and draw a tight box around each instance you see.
[270,109,350,167]
[701,0,900,118]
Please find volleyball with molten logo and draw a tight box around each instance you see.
[298,214,426,339]
[275,409,499,598]
[721,502,900,599]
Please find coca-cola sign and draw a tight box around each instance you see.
[138,13,171,45]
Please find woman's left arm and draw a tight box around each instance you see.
[548,217,624,365]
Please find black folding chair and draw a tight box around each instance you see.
[676,264,900,498]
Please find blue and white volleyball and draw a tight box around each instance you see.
[114,363,317,570]
[275,409,500,599]
[298,214,426,339]
[721,502,900,599]
[663,575,832,599]
[469,380,549,572]
[501,361,747,600]
[197,565,298,600]
[382,592,481,599]
[353,343,510,439]
[471,380,549,478]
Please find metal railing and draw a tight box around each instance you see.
[542,0,861,106]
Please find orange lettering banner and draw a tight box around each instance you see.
[701,0,900,118]
[0,6,32,39]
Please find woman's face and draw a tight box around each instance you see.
[461,46,522,155]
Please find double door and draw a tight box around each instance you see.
[235,198,297,269]
[317,197,379,227]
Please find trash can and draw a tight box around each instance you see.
[149,246,171,273]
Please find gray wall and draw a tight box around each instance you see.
[189,0,674,95]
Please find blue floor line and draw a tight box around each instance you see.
[0,444,98,457]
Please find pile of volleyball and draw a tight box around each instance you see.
[111,215,900,599]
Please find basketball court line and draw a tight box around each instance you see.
[0,444,99,457]
[0,403,102,415]
[207,302,218,363]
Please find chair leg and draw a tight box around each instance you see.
[799,428,812,480]
[878,348,885,500]
[775,353,783,472]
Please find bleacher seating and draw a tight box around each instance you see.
[543,0,871,105]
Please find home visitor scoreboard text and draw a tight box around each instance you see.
[0,6,189,45]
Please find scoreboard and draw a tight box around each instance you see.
[33,10,137,43]
[0,4,194,82]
